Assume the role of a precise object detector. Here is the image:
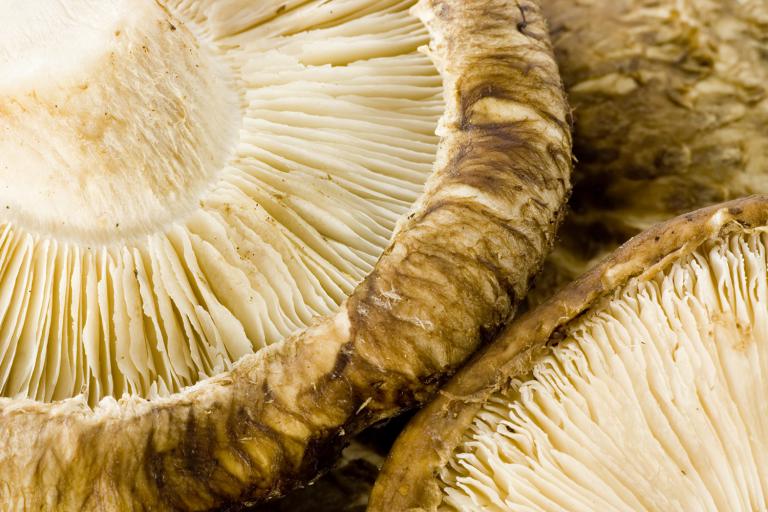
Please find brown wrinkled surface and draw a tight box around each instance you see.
[369,195,768,511]
[529,0,768,304]
[0,0,571,510]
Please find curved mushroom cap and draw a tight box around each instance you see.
[0,0,571,508]
[530,0,768,301]
[370,195,768,511]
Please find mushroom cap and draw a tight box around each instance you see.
[370,195,768,511]
[0,0,571,509]
[529,0,768,303]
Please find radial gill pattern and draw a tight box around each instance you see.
[0,0,442,403]
[442,231,768,511]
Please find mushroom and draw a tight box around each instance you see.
[0,0,571,508]
[370,195,768,511]
[529,0,768,303]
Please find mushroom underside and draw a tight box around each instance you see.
[444,228,768,510]
[0,0,443,404]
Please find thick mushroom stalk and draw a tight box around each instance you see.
[0,0,571,509]
[370,196,768,511]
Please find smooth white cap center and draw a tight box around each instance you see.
[0,0,239,242]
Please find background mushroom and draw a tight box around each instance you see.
[0,0,571,508]
[370,196,768,511]
[530,0,768,303]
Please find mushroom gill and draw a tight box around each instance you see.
[0,0,443,403]
[442,229,768,511]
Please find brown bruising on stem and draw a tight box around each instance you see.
[529,0,768,305]
[368,195,768,512]
[0,0,571,509]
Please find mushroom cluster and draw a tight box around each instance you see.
[4,0,766,509]
[0,0,572,509]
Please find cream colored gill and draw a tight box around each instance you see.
[441,230,768,511]
[0,0,443,403]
